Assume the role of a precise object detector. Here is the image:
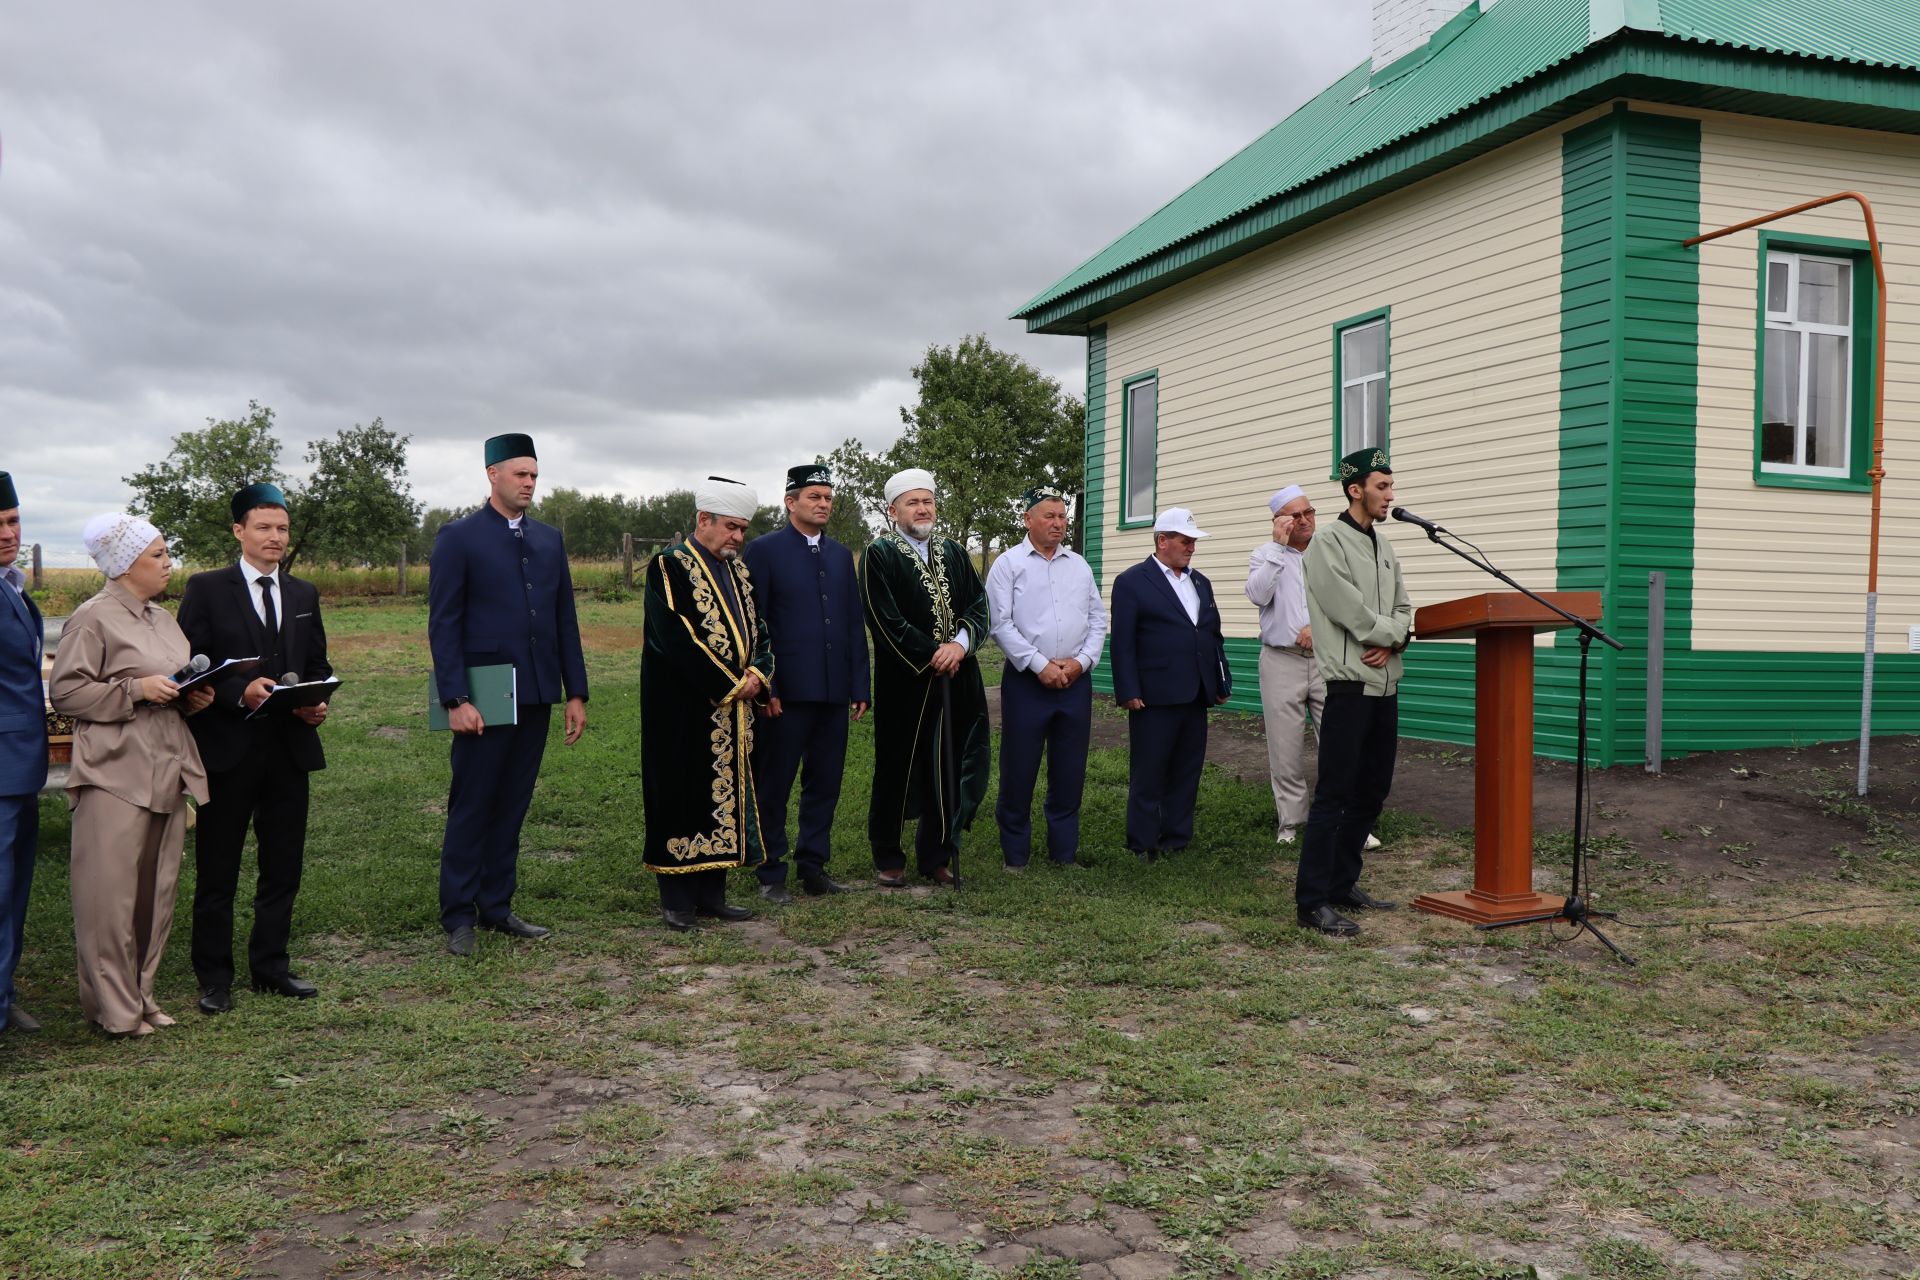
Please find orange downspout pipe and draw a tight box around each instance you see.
[1684,191,1888,793]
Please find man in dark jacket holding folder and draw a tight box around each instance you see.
[429,434,589,956]
[177,482,332,1013]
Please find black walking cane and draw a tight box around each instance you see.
[939,669,960,888]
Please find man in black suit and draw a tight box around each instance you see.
[177,482,331,1014]
[1108,507,1232,860]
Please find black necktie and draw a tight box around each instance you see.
[257,574,281,670]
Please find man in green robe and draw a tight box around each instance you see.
[641,476,773,930]
[861,468,990,888]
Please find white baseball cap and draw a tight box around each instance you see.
[1152,507,1210,539]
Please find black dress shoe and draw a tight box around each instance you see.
[662,909,698,932]
[6,1004,41,1032]
[759,883,794,906]
[875,871,908,888]
[252,974,319,999]
[447,925,478,957]
[1337,889,1399,912]
[800,875,850,896]
[1132,848,1158,863]
[481,913,552,939]
[696,902,755,922]
[197,986,232,1016]
[1297,905,1361,937]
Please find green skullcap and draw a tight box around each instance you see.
[0,472,16,510]
[485,433,537,466]
[1023,485,1068,512]
[1338,447,1391,491]
[230,482,288,524]
[786,464,833,493]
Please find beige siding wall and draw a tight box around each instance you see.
[1096,128,1565,641]
[1693,113,1920,652]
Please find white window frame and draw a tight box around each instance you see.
[1339,318,1388,455]
[1761,251,1853,480]
[1121,373,1158,526]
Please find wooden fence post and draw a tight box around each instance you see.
[30,543,42,590]
[397,543,409,596]
[622,533,635,591]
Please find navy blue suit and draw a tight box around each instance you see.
[1109,555,1230,855]
[0,579,47,1029]
[428,502,588,932]
[742,523,869,887]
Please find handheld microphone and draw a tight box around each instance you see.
[280,672,301,689]
[170,654,211,684]
[1390,507,1446,534]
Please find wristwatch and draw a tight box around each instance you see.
[442,695,472,710]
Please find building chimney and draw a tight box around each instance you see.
[1372,0,1483,73]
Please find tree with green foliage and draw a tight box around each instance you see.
[287,419,421,569]
[124,401,286,567]
[824,337,1083,554]
[125,402,420,569]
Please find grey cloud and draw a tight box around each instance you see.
[1,1,1363,562]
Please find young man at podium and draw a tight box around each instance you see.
[1296,449,1411,937]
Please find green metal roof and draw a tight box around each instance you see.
[1659,0,1920,73]
[1014,0,1920,334]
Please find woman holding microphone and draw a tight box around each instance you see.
[50,514,213,1037]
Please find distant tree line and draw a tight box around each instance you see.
[124,336,1085,570]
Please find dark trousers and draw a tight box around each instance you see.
[996,669,1092,865]
[1125,697,1209,854]
[870,759,959,876]
[658,867,728,914]
[1296,685,1398,912]
[751,701,848,886]
[190,740,311,987]
[0,792,37,1024]
[440,705,551,931]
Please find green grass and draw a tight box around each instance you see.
[2,596,1918,1278]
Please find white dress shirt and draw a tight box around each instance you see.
[1245,542,1311,648]
[986,537,1106,675]
[240,557,283,627]
[1157,557,1201,624]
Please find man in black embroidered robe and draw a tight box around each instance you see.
[861,468,990,888]
[641,477,773,930]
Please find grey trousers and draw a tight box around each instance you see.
[1258,645,1325,832]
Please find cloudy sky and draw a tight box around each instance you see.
[2,1,1366,564]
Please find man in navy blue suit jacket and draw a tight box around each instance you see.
[741,464,869,904]
[429,434,589,956]
[0,473,48,1034]
[1108,507,1231,859]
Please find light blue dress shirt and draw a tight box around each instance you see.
[986,537,1107,675]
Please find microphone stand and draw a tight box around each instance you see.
[1404,517,1634,964]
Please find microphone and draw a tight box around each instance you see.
[279,672,301,689]
[1390,507,1446,534]
[170,654,211,684]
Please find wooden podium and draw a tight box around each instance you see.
[1409,591,1603,925]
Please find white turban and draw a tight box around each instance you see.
[1267,485,1305,515]
[693,475,758,520]
[83,512,163,579]
[885,468,936,507]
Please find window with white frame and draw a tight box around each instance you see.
[1761,252,1852,477]
[1338,317,1388,454]
[1121,374,1157,525]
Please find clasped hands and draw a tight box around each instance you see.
[1035,657,1082,690]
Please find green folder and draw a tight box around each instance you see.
[428,665,519,730]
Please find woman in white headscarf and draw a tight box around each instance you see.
[49,515,214,1036]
